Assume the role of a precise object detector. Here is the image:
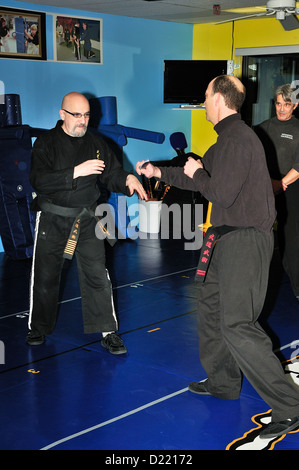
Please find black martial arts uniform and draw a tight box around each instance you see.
[28,121,131,337]
[158,114,299,422]
[256,116,299,299]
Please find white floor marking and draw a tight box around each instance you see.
[40,387,189,450]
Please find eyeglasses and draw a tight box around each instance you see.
[63,109,90,119]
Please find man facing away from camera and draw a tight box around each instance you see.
[137,75,299,439]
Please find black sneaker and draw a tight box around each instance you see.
[188,379,212,395]
[26,331,45,346]
[101,333,127,355]
[260,415,299,439]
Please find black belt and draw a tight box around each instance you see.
[195,225,248,283]
[38,199,116,259]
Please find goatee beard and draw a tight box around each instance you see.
[72,125,87,137]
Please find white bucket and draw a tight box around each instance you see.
[138,200,162,234]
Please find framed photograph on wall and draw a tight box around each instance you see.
[0,7,46,60]
[54,15,102,64]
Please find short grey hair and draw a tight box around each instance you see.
[274,84,296,102]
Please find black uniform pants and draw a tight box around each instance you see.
[28,211,118,336]
[196,228,299,422]
[276,186,299,298]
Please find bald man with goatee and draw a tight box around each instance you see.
[27,91,147,355]
[136,75,299,439]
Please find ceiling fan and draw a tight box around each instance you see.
[216,0,299,30]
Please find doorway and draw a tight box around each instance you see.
[241,53,299,127]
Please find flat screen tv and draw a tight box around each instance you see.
[163,60,230,105]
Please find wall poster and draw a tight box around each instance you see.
[54,15,102,64]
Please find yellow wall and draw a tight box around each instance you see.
[191,17,299,156]
[191,23,234,157]
[234,17,299,48]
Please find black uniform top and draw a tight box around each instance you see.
[255,116,299,178]
[0,24,9,38]
[160,114,276,234]
[30,121,130,210]
[255,115,299,224]
[28,31,39,46]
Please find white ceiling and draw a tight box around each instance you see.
[13,0,270,24]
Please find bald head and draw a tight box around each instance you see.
[61,92,89,111]
[211,75,246,112]
[59,92,90,137]
[227,75,245,93]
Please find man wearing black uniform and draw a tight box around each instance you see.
[256,84,299,302]
[72,21,81,61]
[137,75,299,439]
[27,91,147,354]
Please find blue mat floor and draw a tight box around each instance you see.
[0,236,298,452]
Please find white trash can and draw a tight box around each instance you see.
[138,200,162,234]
